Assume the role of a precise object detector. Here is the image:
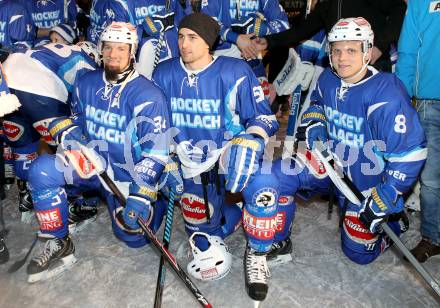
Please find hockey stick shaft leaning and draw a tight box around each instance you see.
[314,144,440,298]
[79,146,212,307]
[7,233,38,273]
[154,189,175,308]
[286,85,302,137]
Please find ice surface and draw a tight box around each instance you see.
[0,188,439,308]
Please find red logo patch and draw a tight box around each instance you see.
[243,209,276,240]
[36,208,63,231]
[259,78,271,97]
[343,213,376,242]
[275,212,286,231]
[2,121,24,142]
[181,193,211,224]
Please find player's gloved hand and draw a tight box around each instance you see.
[295,104,328,150]
[142,10,174,38]
[231,13,269,37]
[123,195,153,229]
[48,116,88,146]
[159,156,184,201]
[225,134,265,193]
[359,183,404,233]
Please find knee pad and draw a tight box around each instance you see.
[242,172,279,252]
[187,232,232,281]
[28,154,66,190]
[341,210,381,265]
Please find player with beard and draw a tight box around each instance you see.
[24,22,172,283]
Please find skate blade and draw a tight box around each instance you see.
[68,215,97,235]
[27,254,77,283]
[267,254,293,268]
[21,211,35,224]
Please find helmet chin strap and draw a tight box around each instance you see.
[330,49,371,84]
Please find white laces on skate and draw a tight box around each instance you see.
[34,239,62,266]
[247,252,271,283]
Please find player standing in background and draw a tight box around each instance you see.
[87,0,136,44]
[25,0,78,46]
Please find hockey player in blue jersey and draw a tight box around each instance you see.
[153,13,287,303]
[24,22,171,282]
[293,17,427,264]
[0,0,34,51]
[25,0,78,46]
[87,0,137,44]
[1,42,99,222]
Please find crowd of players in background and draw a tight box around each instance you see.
[0,0,439,306]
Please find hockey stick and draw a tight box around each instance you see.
[153,0,171,70]
[0,140,9,263]
[153,189,175,308]
[313,143,440,298]
[7,234,38,273]
[285,85,302,137]
[80,146,212,308]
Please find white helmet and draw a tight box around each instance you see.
[328,17,374,52]
[98,22,138,57]
[187,232,232,281]
[76,41,100,65]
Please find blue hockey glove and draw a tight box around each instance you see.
[48,116,88,146]
[295,104,328,150]
[142,10,174,38]
[231,14,269,37]
[225,134,265,193]
[123,195,153,229]
[359,183,404,233]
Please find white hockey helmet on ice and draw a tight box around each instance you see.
[98,22,138,57]
[328,17,374,52]
[76,41,100,65]
[187,232,232,281]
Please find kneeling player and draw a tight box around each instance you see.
[294,18,426,264]
[25,22,172,283]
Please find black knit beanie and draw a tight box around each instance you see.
[179,13,220,50]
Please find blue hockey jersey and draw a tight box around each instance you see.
[0,0,34,50]
[71,69,170,183]
[311,67,427,194]
[153,56,278,177]
[87,0,136,44]
[25,0,78,46]
[219,0,289,50]
[3,43,97,103]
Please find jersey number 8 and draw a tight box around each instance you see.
[394,114,406,133]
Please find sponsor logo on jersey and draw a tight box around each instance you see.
[275,211,286,231]
[85,105,126,144]
[278,196,293,206]
[252,188,277,208]
[258,77,270,97]
[181,193,213,224]
[36,208,63,231]
[343,211,378,244]
[2,121,24,142]
[243,209,276,240]
[430,1,440,13]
